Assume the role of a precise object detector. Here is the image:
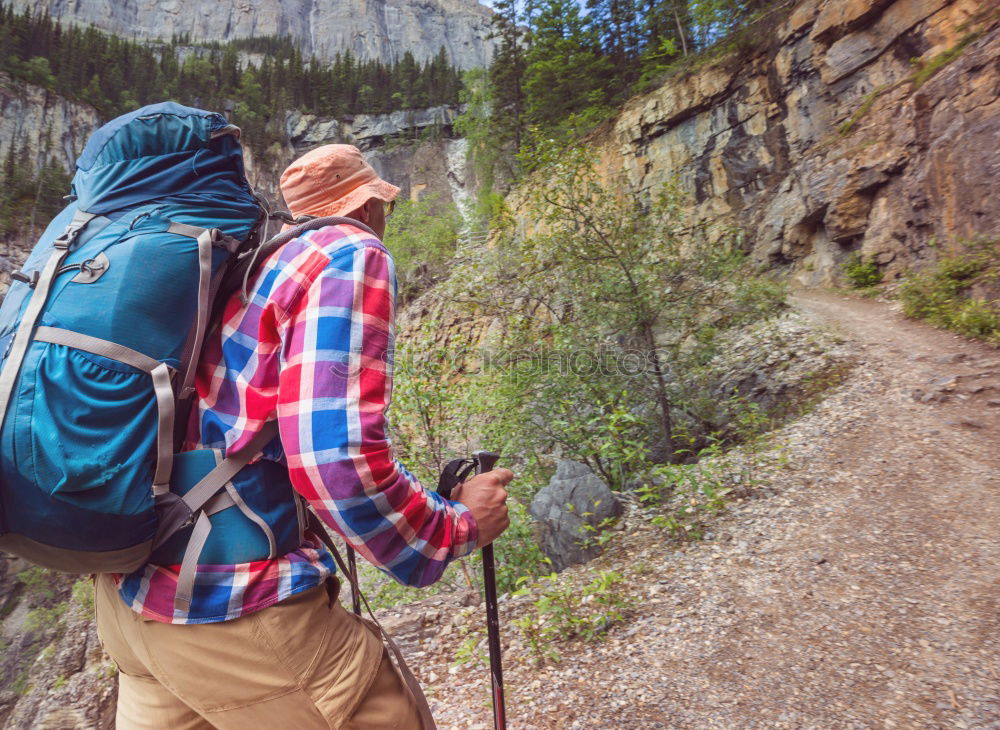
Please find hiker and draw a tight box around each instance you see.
[93,143,513,729]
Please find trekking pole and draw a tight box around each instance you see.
[473,450,506,730]
[347,546,361,615]
[436,451,506,730]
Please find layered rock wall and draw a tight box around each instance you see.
[0,88,471,278]
[595,0,999,285]
[0,75,100,176]
[7,0,495,69]
[250,105,473,210]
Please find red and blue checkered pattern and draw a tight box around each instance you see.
[116,223,478,624]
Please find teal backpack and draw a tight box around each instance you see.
[0,103,306,611]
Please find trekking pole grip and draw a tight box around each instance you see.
[474,451,500,474]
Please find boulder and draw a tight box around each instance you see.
[529,461,623,572]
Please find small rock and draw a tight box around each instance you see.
[944,418,985,429]
[933,353,967,364]
[808,551,827,565]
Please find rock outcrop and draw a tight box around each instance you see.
[529,461,624,571]
[0,557,116,730]
[7,0,495,69]
[0,74,100,177]
[595,0,999,284]
[249,105,473,210]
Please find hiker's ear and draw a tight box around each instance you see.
[356,200,372,223]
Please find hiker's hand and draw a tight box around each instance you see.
[452,468,513,547]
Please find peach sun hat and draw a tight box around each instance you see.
[279,144,400,219]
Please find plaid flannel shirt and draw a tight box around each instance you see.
[116,222,478,624]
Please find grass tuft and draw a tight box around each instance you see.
[910,31,983,88]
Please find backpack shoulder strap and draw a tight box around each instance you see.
[210,215,377,327]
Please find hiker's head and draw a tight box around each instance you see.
[280,144,399,238]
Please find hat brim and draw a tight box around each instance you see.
[308,178,401,219]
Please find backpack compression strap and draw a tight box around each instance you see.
[0,210,97,431]
[167,221,241,399]
[153,420,281,611]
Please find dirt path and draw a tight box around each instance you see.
[421,290,1000,730]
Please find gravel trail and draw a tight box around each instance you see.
[398,290,1000,730]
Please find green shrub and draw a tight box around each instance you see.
[383,195,463,305]
[23,602,68,633]
[899,242,1000,343]
[910,32,982,88]
[843,253,882,288]
[838,85,889,136]
[71,578,95,616]
[15,567,55,602]
[510,569,633,664]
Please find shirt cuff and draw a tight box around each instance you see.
[449,500,479,559]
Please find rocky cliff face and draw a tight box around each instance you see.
[0,559,116,730]
[593,0,999,285]
[0,88,472,291]
[7,0,495,69]
[248,105,474,212]
[0,74,100,177]
[0,75,101,289]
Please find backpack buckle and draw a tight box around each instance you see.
[53,226,81,249]
[53,212,95,249]
[10,270,39,288]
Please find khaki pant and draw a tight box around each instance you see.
[95,574,421,729]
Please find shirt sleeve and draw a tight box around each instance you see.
[275,241,478,587]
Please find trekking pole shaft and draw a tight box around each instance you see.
[482,543,505,729]
[474,451,506,730]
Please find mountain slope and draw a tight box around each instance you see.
[7,0,495,68]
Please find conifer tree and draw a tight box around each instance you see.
[523,0,614,132]
[488,0,527,152]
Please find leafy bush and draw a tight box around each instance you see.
[843,252,882,288]
[71,578,95,616]
[899,242,1000,343]
[15,567,55,602]
[383,196,463,305]
[510,569,632,664]
[23,602,68,634]
[910,31,982,88]
[438,138,786,476]
[838,85,890,136]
